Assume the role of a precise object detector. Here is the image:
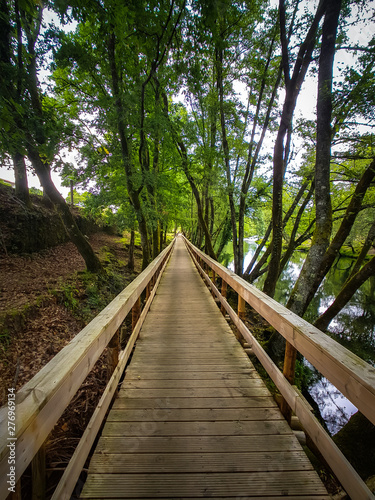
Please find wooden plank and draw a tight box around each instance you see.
[117,387,271,398]
[120,378,265,389]
[95,435,305,454]
[88,451,314,473]
[130,352,248,361]
[126,364,252,371]
[102,420,292,437]
[113,396,277,409]
[106,407,282,421]
[80,472,328,498]
[123,370,256,380]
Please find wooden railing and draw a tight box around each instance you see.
[0,239,175,500]
[183,236,375,500]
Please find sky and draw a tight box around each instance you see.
[1,1,374,198]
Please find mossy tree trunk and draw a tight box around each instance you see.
[27,147,103,273]
[287,0,342,317]
[263,0,328,298]
[13,153,31,207]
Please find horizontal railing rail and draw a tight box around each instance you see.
[0,238,175,500]
[183,236,375,500]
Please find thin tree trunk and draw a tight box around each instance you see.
[216,46,239,273]
[108,32,150,269]
[238,24,281,277]
[314,255,375,331]
[127,229,135,271]
[288,157,375,316]
[13,153,31,207]
[347,220,375,281]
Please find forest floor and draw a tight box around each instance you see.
[0,231,142,408]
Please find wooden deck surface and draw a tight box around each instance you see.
[80,237,330,499]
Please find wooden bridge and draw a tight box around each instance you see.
[1,236,375,499]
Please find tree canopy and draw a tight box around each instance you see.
[1,0,375,330]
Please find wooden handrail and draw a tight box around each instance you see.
[0,239,175,500]
[183,236,375,500]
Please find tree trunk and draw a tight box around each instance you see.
[287,0,341,316]
[238,24,281,277]
[108,32,150,269]
[263,0,328,297]
[216,46,239,273]
[347,220,375,281]
[314,255,375,331]
[288,157,375,316]
[127,229,135,271]
[27,147,102,273]
[13,153,31,207]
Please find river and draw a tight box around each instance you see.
[221,238,375,435]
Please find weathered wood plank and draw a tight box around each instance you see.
[123,370,256,380]
[113,396,278,410]
[117,387,271,398]
[88,451,314,473]
[102,419,291,437]
[95,435,304,454]
[80,472,328,498]
[107,407,282,421]
[121,378,264,389]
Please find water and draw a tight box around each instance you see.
[221,238,375,435]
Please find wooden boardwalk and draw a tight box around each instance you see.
[80,237,330,499]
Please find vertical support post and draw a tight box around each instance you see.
[280,341,297,423]
[107,329,120,380]
[132,296,141,331]
[236,295,246,344]
[211,270,216,298]
[238,295,246,319]
[146,281,151,301]
[32,442,46,500]
[220,279,227,316]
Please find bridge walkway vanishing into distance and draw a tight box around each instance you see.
[80,236,329,499]
[1,236,375,500]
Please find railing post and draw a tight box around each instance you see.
[146,281,151,301]
[220,280,227,316]
[107,329,120,379]
[132,296,141,331]
[280,341,298,423]
[32,441,46,500]
[235,295,246,344]
[210,270,216,298]
[238,295,246,319]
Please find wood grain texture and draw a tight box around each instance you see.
[81,237,328,499]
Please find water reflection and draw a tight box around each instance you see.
[221,239,375,434]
